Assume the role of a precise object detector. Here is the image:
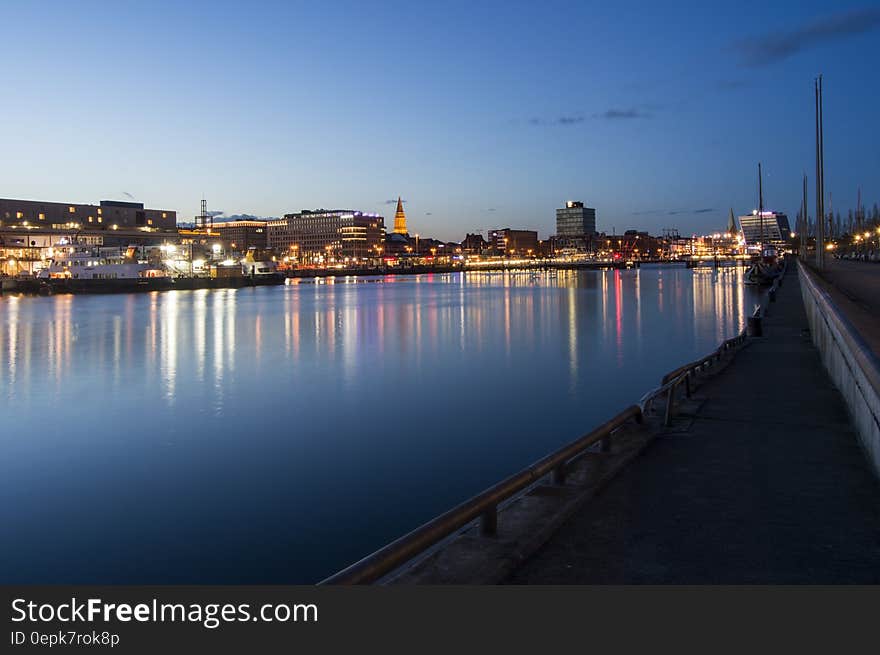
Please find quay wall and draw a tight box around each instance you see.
[798,260,880,477]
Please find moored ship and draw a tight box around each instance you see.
[36,244,172,293]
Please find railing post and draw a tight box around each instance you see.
[553,464,567,485]
[664,381,677,427]
[481,507,497,536]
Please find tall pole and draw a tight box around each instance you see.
[758,162,764,251]
[857,186,862,233]
[828,191,834,240]
[815,75,825,270]
[802,174,808,258]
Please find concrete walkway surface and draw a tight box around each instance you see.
[507,267,880,583]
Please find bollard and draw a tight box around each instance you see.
[747,314,763,337]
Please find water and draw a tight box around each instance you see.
[0,265,758,583]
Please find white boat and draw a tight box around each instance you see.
[36,244,172,292]
[241,248,284,282]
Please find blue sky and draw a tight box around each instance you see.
[2,1,878,240]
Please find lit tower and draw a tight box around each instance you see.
[393,196,408,235]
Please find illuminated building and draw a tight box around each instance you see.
[489,228,538,255]
[555,201,596,252]
[267,210,385,260]
[738,211,791,247]
[393,197,408,235]
[461,233,488,254]
[211,220,268,252]
[0,198,176,231]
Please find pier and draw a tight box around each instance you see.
[323,259,880,584]
[508,262,880,583]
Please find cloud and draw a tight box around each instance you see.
[425,212,433,216]
[716,79,751,90]
[736,8,880,67]
[487,208,497,212]
[634,207,714,216]
[211,213,279,222]
[593,108,651,120]
[122,191,135,200]
[529,115,585,126]
[382,199,405,205]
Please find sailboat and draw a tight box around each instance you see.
[744,163,783,286]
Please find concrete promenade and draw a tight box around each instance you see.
[507,266,880,583]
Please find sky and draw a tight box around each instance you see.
[1,0,878,241]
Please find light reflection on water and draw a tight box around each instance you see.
[0,265,758,583]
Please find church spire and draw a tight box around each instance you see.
[393,196,408,235]
[727,208,737,235]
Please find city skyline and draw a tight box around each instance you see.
[2,1,878,241]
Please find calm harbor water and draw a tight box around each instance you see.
[0,265,758,583]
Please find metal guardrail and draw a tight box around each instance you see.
[639,329,749,427]
[639,260,785,426]
[321,405,643,585]
[322,261,785,585]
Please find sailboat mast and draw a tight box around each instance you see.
[857,186,862,232]
[758,162,764,249]
[802,174,808,257]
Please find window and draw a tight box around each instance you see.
[16,211,23,219]
[39,213,45,220]
[68,206,76,213]
[162,212,167,218]
[97,208,102,215]
[97,217,103,223]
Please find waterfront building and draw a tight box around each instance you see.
[384,232,410,256]
[461,233,488,254]
[0,198,176,232]
[489,228,539,256]
[0,227,187,276]
[211,220,268,253]
[738,211,791,247]
[393,197,408,235]
[555,201,597,252]
[0,197,181,275]
[267,210,385,262]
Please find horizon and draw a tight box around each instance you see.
[2,1,878,241]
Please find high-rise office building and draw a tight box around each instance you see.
[555,201,596,252]
[738,211,791,247]
[556,201,596,237]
